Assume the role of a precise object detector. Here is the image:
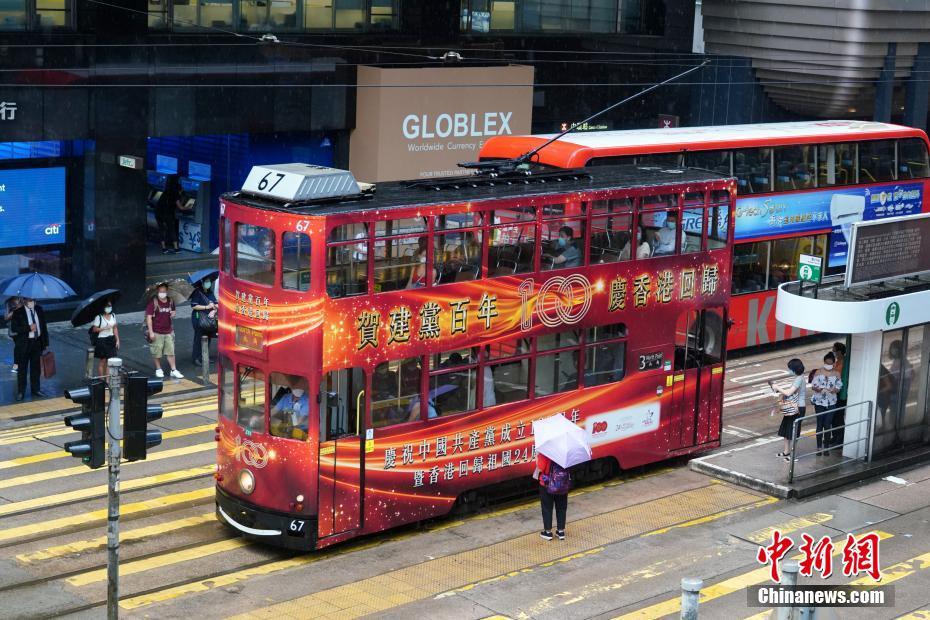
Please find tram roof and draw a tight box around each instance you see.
[224,165,730,217]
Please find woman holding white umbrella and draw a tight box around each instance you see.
[533,414,592,541]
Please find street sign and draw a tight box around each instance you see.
[118,155,142,170]
[798,254,823,283]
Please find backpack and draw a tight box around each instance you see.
[543,462,572,495]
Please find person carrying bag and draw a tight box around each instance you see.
[770,358,806,462]
[534,453,571,541]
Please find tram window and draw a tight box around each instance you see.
[326,243,368,298]
[435,230,482,284]
[706,204,729,250]
[710,190,730,205]
[428,348,478,416]
[733,148,772,194]
[374,236,424,291]
[220,217,231,274]
[488,359,529,405]
[538,329,580,351]
[371,357,422,427]
[817,143,856,186]
[684,150,731,176]
[375,217,427,237]
[282,232,311,291]
[329,222,368,242]
[858,139,896,183]
[492,206,535,223]
[641,210,680,256]
[320,368,363,441]
[487,337,530,360]
[775,145,815,191]
[584,341,626,387]
[588,323,627,341]
[898,138,930,178]
[590,213,632,263]
[732,242,769,293]
[701,308,725,365]
[536,350,579,396]
[540,203,570,218]
[641,194,677,209]
[236,366,266,433]
[436,212,482,230]
[541,220,585,270]
[681,207,703,255]
[674,310,701,371]
[589,197,633,215]
[489,224,535,275]
[235,224,276,286]
[219,355,234,420]
[269,373,310,440]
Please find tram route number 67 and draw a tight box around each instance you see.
[288,519,306,536]
[257,171,285,192]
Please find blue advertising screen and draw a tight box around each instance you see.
[734,182,924,268]
[0,167,66,250]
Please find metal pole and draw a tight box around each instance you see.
[85,347,95,380]
[788,419,799,482]
[106,357,123,620]
[201,335,210,385]
[680,577,703,620]
[775,559,800,620]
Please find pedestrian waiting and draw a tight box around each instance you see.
[145,283,184,380]
[811,352,843,455]
[770,358,805,462]
[4,295,22,374]
[91,299,120,377]
[189,276,218,367]
[535,452,570,541]
[10,297,49,401]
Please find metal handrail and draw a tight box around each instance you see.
[788,401,874,483]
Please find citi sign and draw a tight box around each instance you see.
[402,112,514,140]
[45,224,62,235]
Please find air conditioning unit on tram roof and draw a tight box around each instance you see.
[241,163,362,202]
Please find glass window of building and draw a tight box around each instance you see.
[0,0,27,29]
[235,224,276,286]
[1,0,73,29]
[304,0,332,28]
[817,142,856,186]
[859,140,897,183]
[619,0,665,35]
[775,145,815,191]
[898,138,930,179]
[335,0,364,28]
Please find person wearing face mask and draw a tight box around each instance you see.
[270,377,310,439]
[543,226,581,270]
[810,352,843,455]
[635,224,651,259]
[407,236,431,289]
[190,277,218,367]
[91,299,120,377]
[145,283,183,380]
[10,297,49,401]
[652,212,679,256]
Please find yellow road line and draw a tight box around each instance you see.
[897,611,930,619]
[849,550,930,586]
[0,421,62,438]
[644,497,778,536]
[0,487,214,544]
[0,465,213,518]
[16,513,216,563]
[67,538,249,587]
[0,424,215,471]
[742,512,834,544]
[613,531,895,620]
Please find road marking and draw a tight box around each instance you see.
[897,610,930,619]
[67,538,249,587]
[723,428,753,439]
[0,421,62,439]
[225,484,769,620]
[643,497,777,536]
[0,465,213,518]
[0,487,214,544]
[0,425,215,471]
[729,369,789,384]
[727,425,762,437]
[16,513,216,563]
[849,550,930,586]
[611,531,894,619]
[742,512,834,544]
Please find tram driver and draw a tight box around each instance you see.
[270,374,310,440]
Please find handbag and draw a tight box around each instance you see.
[40,350,56,379]
[780,391,800,416]
[198,312,218,337]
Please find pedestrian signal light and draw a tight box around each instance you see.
[63,381,107,469]
[123,375,164,461]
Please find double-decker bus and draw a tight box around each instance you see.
[214,162,734,550]
[480,120,930,349]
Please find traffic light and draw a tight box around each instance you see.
[124,375,164,461]
[63,381,107,469]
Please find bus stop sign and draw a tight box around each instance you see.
[798,254,823,283]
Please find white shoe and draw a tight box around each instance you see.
[155,369,164,378]
[170,369,184,379]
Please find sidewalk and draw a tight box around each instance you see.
[0,305,217,421]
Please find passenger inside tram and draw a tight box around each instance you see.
[542,226,582,269]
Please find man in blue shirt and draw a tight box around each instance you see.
[271,381,310,439]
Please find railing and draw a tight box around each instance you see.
[788,400,874,483]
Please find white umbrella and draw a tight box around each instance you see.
[533,414,592,469]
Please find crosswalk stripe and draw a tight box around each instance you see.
[67,538,249,587]
[0,424,215,471]
[612,531,894,620]
[16,513,216,563]
[0,404,217,446]
[0,465,214,518]
[0,443,215,491]
[0,487,214,544]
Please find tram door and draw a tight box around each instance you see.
[669,308,726,450]
[317,368,364,538]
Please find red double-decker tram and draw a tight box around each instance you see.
[214,162,735,550]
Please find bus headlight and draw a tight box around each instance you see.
[238,469,256,495]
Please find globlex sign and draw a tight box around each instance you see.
[350,65,534,182]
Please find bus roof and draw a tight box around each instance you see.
[481,120,927,168]
[225,165,730,217]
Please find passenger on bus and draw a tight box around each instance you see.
[543,226,581,269]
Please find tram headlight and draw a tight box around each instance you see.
[238,469,256,495]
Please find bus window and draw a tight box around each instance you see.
[706,203,729,251]
[587,155,636,167]
[429,348,478,417]
[435,230,482,284]
[326,224,368,298]
[817,143,856,186]
[536,329,581,397]
[219,355,234,419]
[221,217,231,274]
[684,150,731,176]
[282,232,311,291]
[642,209,680,256]
[235,224,276,286]
[775,145,814,191]
[732,242,769,293]
[320,368,363,441]
[584,324,626,387]
[269,373,310,440]
[375,236,423,292]
[371,357,421,427]
[236,366,266,433]
[636,153,683,168]
[769,237,805,288]
[898,138,929,178]
[682,205,703,255]
[733,148,772,194]
[590,212,632,263]
[859,139,896,183]
[541,220,585,270]
[490,208,535,275]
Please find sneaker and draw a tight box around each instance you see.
[155,369,164,378]
[540,530,553,541]
[556,530,565,540]
[10,367,16,373]
[775,451,788,457]
[170,369,184,379]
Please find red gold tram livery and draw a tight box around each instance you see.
[215,162,736,550]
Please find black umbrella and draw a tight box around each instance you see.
[71,289,121,327]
